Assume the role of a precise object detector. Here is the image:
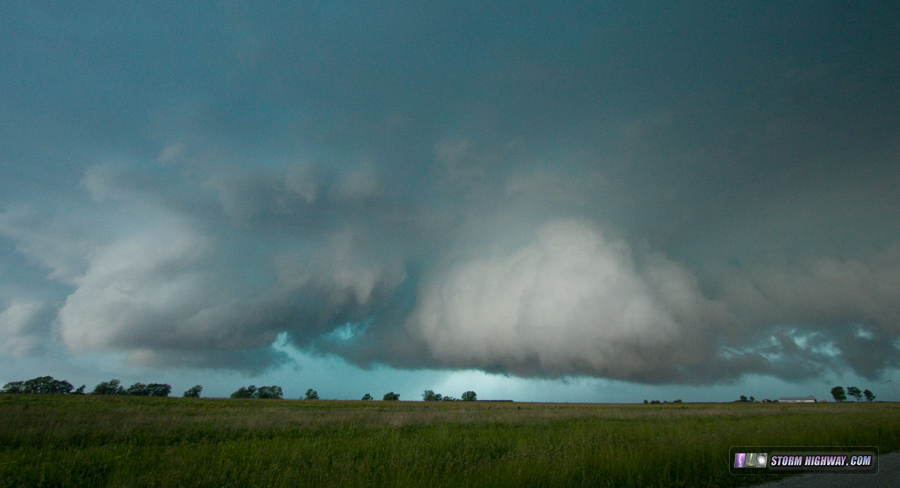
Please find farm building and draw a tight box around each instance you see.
[778,395,817,403]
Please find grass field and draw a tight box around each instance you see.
[1,395,898,487]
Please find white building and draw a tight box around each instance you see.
[778,395,817,403]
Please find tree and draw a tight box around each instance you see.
[127,382,149,396]
[231,385,257,399]
[183,385,203,398]
[831,386,846,402]
[847,386,862,402]
[148,384,172,397]
[383,391,400,401]
[25,376,74,394]
[93,379,126,395]
[231,385,281,399]
[361,393,373,400]
[864,389,876,402]
[305,389,319,400]
[2,376,74,394]
[739,395,748,402]
[749,396,755,402]
[73,385,86,395]
[422,390,443,401]
[257,385,283,399]
[126,383,171,397]
[461,391,477,402]
[2,381,24,394]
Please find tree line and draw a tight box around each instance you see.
[5,376,882,404]
[1,376,480,402]
[1,376,200,398]
[831,386,876,402]
[421,390,477,402]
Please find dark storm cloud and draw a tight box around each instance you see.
[1,1,899,383]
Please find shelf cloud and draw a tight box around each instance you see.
[1,1,898,385]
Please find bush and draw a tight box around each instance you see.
[383,392,400,401]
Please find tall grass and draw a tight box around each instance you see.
[1,395,898,487]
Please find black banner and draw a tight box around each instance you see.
[730,446,878,475]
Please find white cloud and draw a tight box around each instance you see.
[406,220,722,378]
[57,219,213,352]
[0,299,51,357]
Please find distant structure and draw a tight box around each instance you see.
[779,395,817,403]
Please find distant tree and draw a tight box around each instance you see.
[650,400,661,404]
[461,391,477,402]
[73,385,86,395]
[831,386,846,402]
[847,386,862,402]
[643,399,648,404]
[2,376,73,394]
[148,384,172,397]
[93,379,126,395]
[361,393,373,401]
[183,385,203,398]
[257,385,283,399]
[305,389,319,400]
[383,392,400,401]
[442,396,459,401]
[749,396,755,402]
[864,389,876,402]
[25,376,74,394]
[422,390,443,401]
[231,385,257,399]
[673,399,682,403]
[127,383,148,396]
[739,395,748,402]
[126,383,171,397]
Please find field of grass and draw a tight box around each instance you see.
[1,395,898,487]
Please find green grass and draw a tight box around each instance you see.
[1,395,898,487]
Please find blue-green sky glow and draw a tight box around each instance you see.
[1,1,899,402]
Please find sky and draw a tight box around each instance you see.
[1,1,899,402]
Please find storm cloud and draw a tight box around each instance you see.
[1,1,899,385]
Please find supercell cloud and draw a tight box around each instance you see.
[1,2,899,385]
